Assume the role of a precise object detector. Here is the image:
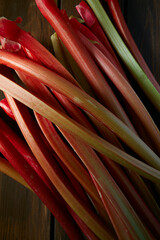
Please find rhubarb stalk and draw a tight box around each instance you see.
[85,0,160,110]
[0,51,159,174]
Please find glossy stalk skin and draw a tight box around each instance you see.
[0,65,61,192]
[104,0,160,93]
[69,16,126,79]
[85,0,160,111]
[0,116,56,191]
[1,37,111,225]
[34,0,134,127]
[52,34,160,234]
[65,21,158,151]
[78,33,160,155]
[0,92,96,204]
[35,114,108,217]
[0,62,108,237]
[0,98,15,120]
[0,73,159,239]
[61,13,160,154]
[5,98,151,240]
[1,66,104,237]
[63,16,160,219]
[5,94,111,240]
[0,19,134,145]
[92,178,154,240]
[21,38,133,226]
[0,129,83,240]
[76,1,118,61]
[0,17,75,83]
[0,28,159,240]
[0,51,160,177]
[52,32,95,97]
[17,46,108,218]
[0,155,99,240]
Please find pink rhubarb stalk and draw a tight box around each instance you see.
[51,31,160,224]
[69,16,126,78]
[78,32,160,154]
[5,94,111,239]
[0,51,159,174]
[34,0,134,128]
[0,72,159,237]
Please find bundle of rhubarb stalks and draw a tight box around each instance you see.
[0,0,160,239]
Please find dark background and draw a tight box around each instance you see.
[0,0,159,239]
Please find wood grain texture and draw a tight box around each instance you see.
[0,175,50,240]
[0,0,159,240]
[127,0,160,83]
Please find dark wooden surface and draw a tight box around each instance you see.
[0,0,159,239]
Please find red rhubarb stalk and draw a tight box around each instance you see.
[78,32,160,154]
[0,154,99,239]
[0,131,83,240]
[1,62,107,236]
[5,97,152,240]
[1,66,105,235]
[0,18,134,130]
[12,46,107,214]
[92,177,154,239]
[51,32,95,97]
[76,1,118,60]
[51,32,160,224]
[0,116,56,191]
[69,17,126,78]
[34,0,134,128]
[0,71,159,237]
[5,94,111,239]
[0,98,15,120]
[0,17,77,84]
[0,51,159,174]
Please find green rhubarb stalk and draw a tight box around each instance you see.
[86,0,160,111]
[105,0,160,93]
[0,73,159,182]
[50,32,72,72]
[0,51,159,172]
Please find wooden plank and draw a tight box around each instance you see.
[126,0,160,83]
[0,0,51,239]
[60,0,80,17]
[0,175,50,240]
